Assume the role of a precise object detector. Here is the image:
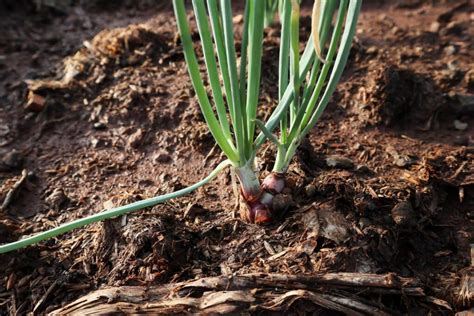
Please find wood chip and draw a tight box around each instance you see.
[263,241,276,255]
[1,169,28,211]
[25,91,46,112]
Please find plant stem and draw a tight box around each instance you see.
[234,160,261,202]
[273,145,287,173]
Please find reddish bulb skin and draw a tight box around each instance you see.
[245,201,256,223]
[240,172,286,224]
[243,200,272,224]
[240,189,259,204]
[254,205,272,224]
[262,172,285,194]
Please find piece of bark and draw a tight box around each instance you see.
[25,91,46,112]
[50,272,432,315]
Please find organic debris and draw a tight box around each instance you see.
[1,169,28,211]
[0,1,472,314]
[25,91,46,112]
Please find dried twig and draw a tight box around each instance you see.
[1,169,28,211]
[50,272,433,315]
[177,272,425,296]
[261,290,390,315]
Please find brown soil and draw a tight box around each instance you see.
[0,1,473,314]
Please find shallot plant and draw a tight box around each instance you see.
[173,0,272,223]
[262,0,360,192]
[0,0,361,254]
[176,0,361,224]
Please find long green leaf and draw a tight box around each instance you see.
[289,0,300,124]
[254,119,280,146]
[286,0,340,143]
[220,0,247,164]
[173,0,238,163]
[192,0,233,144]
[278,0,291,143]
[207,0,236,132]
[254,39,315,148]
[312,0,327,64]
[299,0,348,131]
[301,0,337,108]
[239,1,250,113]
[301,0,361,136]
[0,159,232,253]
[245,0,265,147]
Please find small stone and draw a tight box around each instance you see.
[305,184,317,197]
[25,91,46,112]
[454,120,468,131]
[366,46,378,55]
[391,201,416,227]
[90,137,103,148]
[443,45,456,56]
[45,188,68,210]
[93,122,106,130]
[128,128,144,149]
[326,156,354,169]
[429,21,440,33]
